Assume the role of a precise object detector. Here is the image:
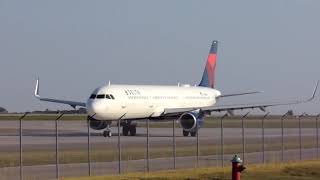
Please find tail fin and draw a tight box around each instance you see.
[199,40,218,88]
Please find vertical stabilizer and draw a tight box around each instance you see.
[199,40,218,88]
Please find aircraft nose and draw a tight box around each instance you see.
[86,100,107,116]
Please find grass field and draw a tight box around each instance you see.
[63,160,320,180]
[0,138,316,167]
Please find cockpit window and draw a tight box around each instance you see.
[89,94,96,99]
[96,94,105,99]
[110,94,115,99]
[91,94,115,100]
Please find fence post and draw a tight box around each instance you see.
[299,114,302,161]
[298,113,306,161]
[173,118,176,169]
[55,113,64,180]
[220,113,228,167]
[87,116,91,176]
[241,112,250,164]
[118,119,121,174]
[19,112,29,180]
[146,118,150,172]
[262,112,269,164]
[316,114,320,160]
[195,119,199,167]
[281,112,289,162]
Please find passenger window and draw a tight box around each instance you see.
[89,94,96,99]
[106,95,111,99]
[110,94,115,99]
[96,94,105,99]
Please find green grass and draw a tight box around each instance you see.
[144,118,317,128]
[63,160,320,180]
[0,139,316,167]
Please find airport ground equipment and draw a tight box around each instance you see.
[231,155,246,180]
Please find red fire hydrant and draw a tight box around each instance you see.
[231,155,246,180]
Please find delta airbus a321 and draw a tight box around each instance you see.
[35,41,318,137]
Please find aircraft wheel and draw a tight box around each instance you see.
[183,130,189,137]
[190,131,197,137]
[129,125,136,136]
[103,130,112,137]
[123,126,129,136]
[103,131,107,137]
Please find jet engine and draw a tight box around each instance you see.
[178,112,204,132]
[87,116,110,130]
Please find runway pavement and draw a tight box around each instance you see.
[0,120,317,147]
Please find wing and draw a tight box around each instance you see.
[34,78,86,109]
[163,81,319,116]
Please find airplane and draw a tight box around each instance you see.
[34,40,319,137]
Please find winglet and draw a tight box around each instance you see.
[34,78,40,98]
[307,80,319,102]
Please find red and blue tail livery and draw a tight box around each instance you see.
[199,40,218,89]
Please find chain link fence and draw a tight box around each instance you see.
[0,112,319,179]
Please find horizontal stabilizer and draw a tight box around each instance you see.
[218,91,263,98]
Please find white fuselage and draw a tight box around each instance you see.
[86,84,221,120]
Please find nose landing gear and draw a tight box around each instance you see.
[103,130,112,137]
[101,121,137,138]
[103,124,112,137]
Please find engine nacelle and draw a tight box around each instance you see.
[179,112,204,132]
[87,116,110,130]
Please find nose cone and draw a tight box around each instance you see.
[86,100,108,117]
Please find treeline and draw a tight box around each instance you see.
[0,107,8,113]
[31,108,87,114]
[0,106,86,114]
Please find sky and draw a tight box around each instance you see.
[0,0,320,115]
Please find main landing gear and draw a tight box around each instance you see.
[122,121,137,136]
[183,130,197,137]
